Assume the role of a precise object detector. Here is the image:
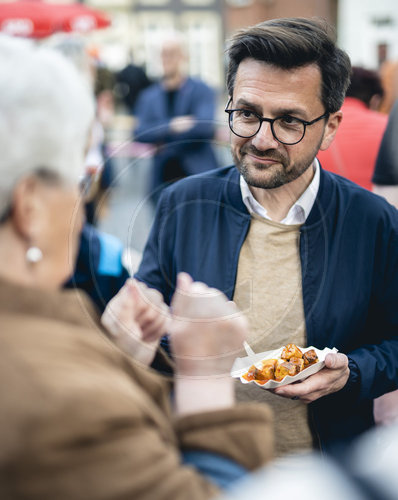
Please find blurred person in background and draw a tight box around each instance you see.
[134,32,219,203]
[85,58,117,226]
[371,100,398,428]
[114,51,152,114]
[0,36,274,499]
[136,18,398,456]
[47,35,116,225]
[373,100,398,207]
[63,220,130,313]
[379,60,398,114]
[317,66,388,190]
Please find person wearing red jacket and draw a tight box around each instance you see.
[317,66,388,190]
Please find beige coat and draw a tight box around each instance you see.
[0,279,273,500]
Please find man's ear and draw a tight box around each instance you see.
[319,111,343,151]
[11,176,43,241]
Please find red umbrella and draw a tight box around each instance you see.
[0,0,111,39]
[48,3,111,34]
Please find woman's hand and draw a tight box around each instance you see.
[101,279,170,366]
[169,273,248,415]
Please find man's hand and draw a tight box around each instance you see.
[101,279,170,366]
[272,353,350,403]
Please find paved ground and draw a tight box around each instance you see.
[98,155,155,274]
[100,156,154,251]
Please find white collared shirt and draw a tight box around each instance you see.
[240,159,320,225]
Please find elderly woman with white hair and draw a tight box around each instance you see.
[0,37,273,500]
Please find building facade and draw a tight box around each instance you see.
[84,0,337,89]
[225,0,337,39]
[36,0,397,90]
[338,0,398,69]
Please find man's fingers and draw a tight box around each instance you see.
[274,378,314,399]
[273,385,319,403]
[273,368,333,398]
[273,354,350,402]
[324,352,348,369]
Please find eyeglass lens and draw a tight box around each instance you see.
[229,110,305,144]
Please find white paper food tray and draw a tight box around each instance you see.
[231,345,338,389]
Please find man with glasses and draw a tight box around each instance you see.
[136,18,398,455]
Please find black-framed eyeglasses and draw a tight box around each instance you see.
[225,99,329,145]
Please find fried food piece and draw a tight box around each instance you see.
[242,365,257,382]
[290,356,305,373]
[281,343,303,360]
[242,365,270,382]
[242,345,319,385]
[303,349,319,367]
[274,361,301,381]
[253,367,270,381]
[242,359,277,383]
[260,358,277,380]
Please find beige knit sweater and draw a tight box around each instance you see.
[233,216,313,456]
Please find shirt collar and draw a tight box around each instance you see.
[240,159,320,225]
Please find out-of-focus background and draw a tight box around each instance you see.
[9,0,395,87]
[1,0,397,273]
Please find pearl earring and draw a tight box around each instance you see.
[26,246,43,264]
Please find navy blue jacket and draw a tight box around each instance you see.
[134,77,219,193]
[136,165,398,451]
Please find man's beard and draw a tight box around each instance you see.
[232,142,321,189]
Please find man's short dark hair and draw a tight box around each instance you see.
[226,17,352,113]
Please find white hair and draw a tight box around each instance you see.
[0,35,95,217]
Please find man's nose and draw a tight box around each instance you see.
[251,120,279,150]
